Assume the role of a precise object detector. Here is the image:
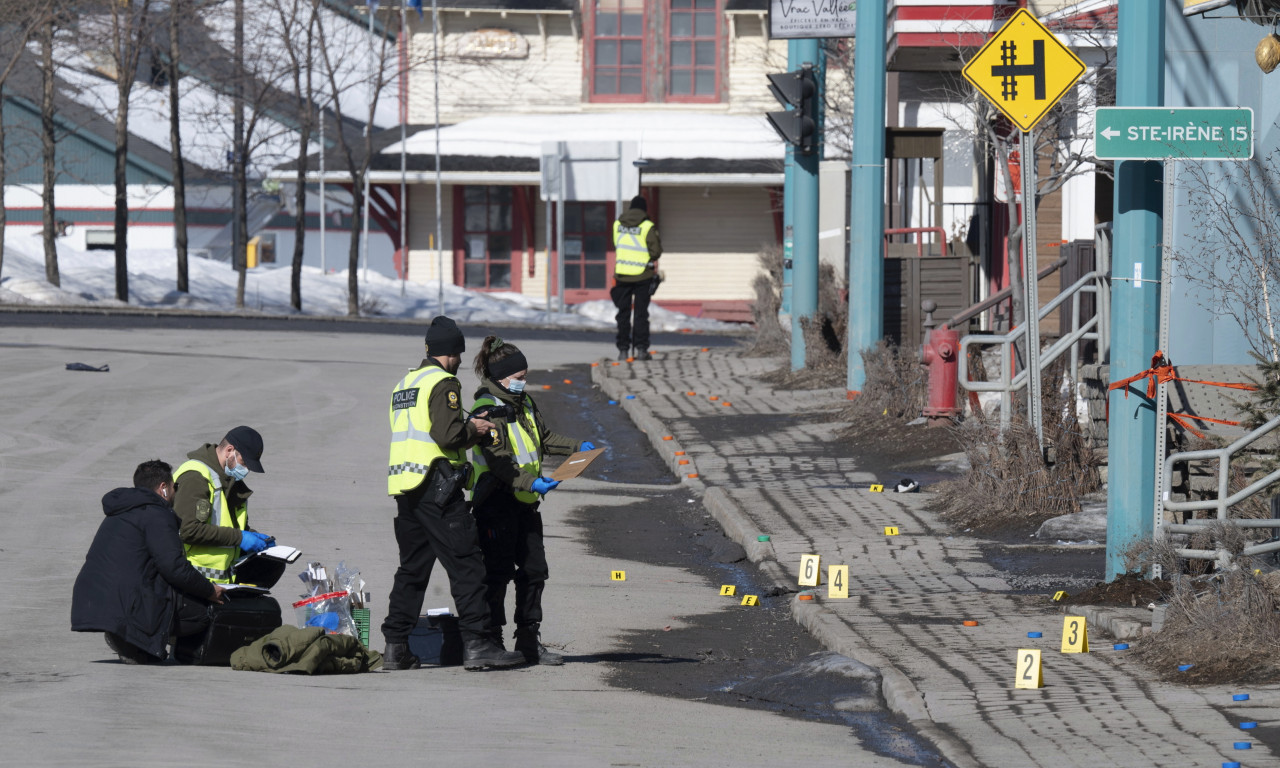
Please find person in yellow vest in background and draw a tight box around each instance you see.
[469,336,598,665]
[382,316,526,671]
[611,194,663,361]
[172,426,274,584]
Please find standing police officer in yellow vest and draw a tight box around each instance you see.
[172,426,275,583]
[382,316,526,671]
[611,194,663,361]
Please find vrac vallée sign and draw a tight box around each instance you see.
[1094,107,1253,161]
[768,0,857,40]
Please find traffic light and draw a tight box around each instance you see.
[766,65,817,155]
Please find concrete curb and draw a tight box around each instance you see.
[593,355,981,768]
[1063,604,1150,642]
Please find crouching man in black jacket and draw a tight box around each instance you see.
[72,460,226,664]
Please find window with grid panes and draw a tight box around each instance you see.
[588,0,721,103]
[668,0,718,99]
[460,186,514,290]
[563,202,613,291]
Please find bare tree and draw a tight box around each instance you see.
[270,0,320,311]
[1174,142,1280,362]
[167,0,189,293]
[39,9,58,287]
[106,0,156,302]
[315,4,396,316]
[0,0,49,281]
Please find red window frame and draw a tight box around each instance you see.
[588,0,647,103]
[452,185,523,292]
[666,0,720,102]
[586,0,722,104]
[560,201,617,303]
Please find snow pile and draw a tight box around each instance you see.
[0,236,733,333]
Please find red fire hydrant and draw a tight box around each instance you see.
[921,300,961,427]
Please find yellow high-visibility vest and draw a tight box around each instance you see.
[469,394,542,504]
[172,459,247,584]
[388,365,466,495]
[613,219,655,276]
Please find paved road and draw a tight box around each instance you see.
[594,349,1280,768]
[0,322,910,767]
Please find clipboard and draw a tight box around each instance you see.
[549,447,605,481]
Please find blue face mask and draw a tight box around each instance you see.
[226,461,250,482]
[505,378,526,394]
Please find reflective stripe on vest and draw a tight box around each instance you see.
[388,365,465,495]
[613,219,655,276]
[470,394,542,504]
[173,459,246,584]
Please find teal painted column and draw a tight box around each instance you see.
[846,0,886,393]
[780,42,798,318]
[1106,2,1165,580]
[790,38,821,371]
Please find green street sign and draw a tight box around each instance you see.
[1094,107,1253,161]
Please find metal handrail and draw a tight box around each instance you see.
[883,227,949,258]
[958,270,1108,427]
[1160,413,1280,564]
[946,255,1068,329]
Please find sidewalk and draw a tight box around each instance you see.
[594,347,1278,768]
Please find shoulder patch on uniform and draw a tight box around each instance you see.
[447,390,460,409]
[490,428,502,447]
[195,499,213,523]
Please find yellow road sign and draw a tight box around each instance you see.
[961,8,1085,132]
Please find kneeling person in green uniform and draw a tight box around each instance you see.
[172,426,275,583]
[470,336,598,665]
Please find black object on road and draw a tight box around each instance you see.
[173,593,282,666]
[66,362,109,372]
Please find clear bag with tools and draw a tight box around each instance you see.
[291,590,357,637]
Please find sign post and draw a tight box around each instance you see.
[963,8,1085,452]
[1093,106,1253,578]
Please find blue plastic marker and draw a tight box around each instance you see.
[1240,722,1257,730]
[608,400,618,405]
[1113,643,1129,651]
[625,395,636,399]
[1027,632,1042,638]
[1178,664,1194,671]
[1233,694,1250,701]
[1233,742,1251,750]
[1224,762,1241,768]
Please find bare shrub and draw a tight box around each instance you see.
[930,384,1101,531]
[843,341,927,421]
[756,258,850,391]
[746,245,788,358]
[1125,531,1280,684]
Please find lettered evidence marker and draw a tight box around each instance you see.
[611,570,626,581]
[798,554,821,587]
[1015,649,1044,689]
[740,595,759,606]
[1061,615,1089,653]
[828,566,849,599]
[719,585,737,596]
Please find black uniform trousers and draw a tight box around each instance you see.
[381,482,490,641]
[611,277,655,353]
[472,488,548,633]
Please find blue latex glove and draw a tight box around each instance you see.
[531,477,561,495]
[306,612,341,632]
[579,441,596,451]
[239,530,272,554]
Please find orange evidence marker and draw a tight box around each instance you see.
[686,391,697,396]
[709,396,719,401]
[626,357,635,363]
[542,385,552,390]
[678,459,690,465]
[563,379,573,384]
[722,402,732,407]
[701,347,710,352]
[687,473,699,479]
[963,620,979,627]
[662,436,673,441]
[591,362,599,367]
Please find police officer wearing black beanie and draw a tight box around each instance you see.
[382,316,525,670]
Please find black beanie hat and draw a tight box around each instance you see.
[425,316,465,356]
[629,194,648,212]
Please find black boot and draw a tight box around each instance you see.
[617,346,630,361]
[514,625,564,666]
[105,632,158,665]
[632,348,653,361]
[383,641,420,670]
[462,634,525,670]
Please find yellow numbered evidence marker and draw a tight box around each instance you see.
[611,570,626,581]
[884,526,900,536]
[740,595,759,606]
[1061,615,1089,653]
[1052,591,1067,602]
[719,585,737,596]
[1015,649,1044,689]
[827,565,849,599]
[869,484,884,493]
[798,554,821,587]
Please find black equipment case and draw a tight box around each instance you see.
[173,592,282,666]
